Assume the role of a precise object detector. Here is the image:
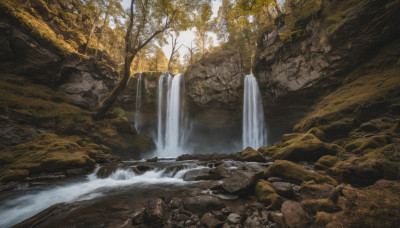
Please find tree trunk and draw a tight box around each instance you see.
[94,3,111,60]
[83,17,98,53]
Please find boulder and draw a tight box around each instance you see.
[281,200,309,228]
[200,212,223,228]
[301,198,340,215]
[271,182,294,198]
[183,195,225,216]
[255,180,281,209]
[235,147,267,162]
[222,170,263,195]
[143,198,169,226]
[314,155,338,170]
[227,213,241,224]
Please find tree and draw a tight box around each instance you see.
[167,31,183,72]
[95,0,210,119]
[194,3,212,55]
[82,0,105,53]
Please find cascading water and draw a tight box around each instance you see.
[242,74,267,149]
[156,73,187,157]
[134,72,143,132]
[0,162,200,227]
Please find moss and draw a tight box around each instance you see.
[328,180,400,227]
[265,131,344,162]
[294,66,400,133]
[301,199,339,215]
[315,155,338,170]
[315,212,332,227]
[264,160,337,185]
[0,133,112,182]
[236,147,267,162]
[322,0,363,35]
[255,180,281,207]
[0,169,30,182]
[344,134,391,154]
[0,0,77,55]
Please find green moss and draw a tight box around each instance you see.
[0,0,77,55]
[328,180,400,227]
[264,160,337,185]
[0,133,110,182]
[301,198,339,215]
[255,180,281,207]
[315,155,338,170]
[344,134,391,154]
[236,147,267,162]
[315,212,332,227]
[264,131,343,162]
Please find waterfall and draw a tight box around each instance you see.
[242,74,267,149]
[156,73,187,157]
[134,72,143,132]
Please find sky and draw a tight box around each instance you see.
[121,0,222,62]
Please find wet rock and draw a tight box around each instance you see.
[267,177,283,182]
[222,170,263,195]
[177,153,234,161]
[132,209,144,225]
[227,213,241,224]
[200,212,223,228]
[183,195,225,216]
[197,180,224,190]
[146,157,158,162]
[183,168,212,181]
[144,198,169,226]
[244,217,261,228]
[209,166,231,179]
[281,200,309,228]
[136,164,153,172]
[271,182,294,198]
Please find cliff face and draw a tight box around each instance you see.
[253,0,400,142]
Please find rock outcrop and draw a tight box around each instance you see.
[253,0,400,142]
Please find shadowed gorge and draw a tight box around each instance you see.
[1,0,400,227]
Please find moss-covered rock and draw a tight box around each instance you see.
[235,147,267,162]
[255,180,282,208]
[344,134,391,154]
[328,180,400,227]
[299,181,336,200]
[264,160,337,185]
[259,131,344,162]
[301,199,340,215]
[314,155,338,170]
[315,212,332,227]
[328,144,400,186]
[0,133,115,182]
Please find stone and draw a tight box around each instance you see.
[222,170,263,195]
[182,168,213,181]
[227,213,241,224]
[244,217,261,228]
[269,212,284,227]
[146,157,158,162]
[209,166,231,179]
[235,147,267,162]
[281,200,309,228]
[183,195,225,216]
[169,197,183,209]
[143,198,169,226]
[255,180,282,209]
[136,164,153,172]
[267,177,283,182]
[200,212,223,228]
[271,182,294,197]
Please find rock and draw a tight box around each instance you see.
[183,195,225,216]
[269,212,284,227]
[146,157,158,162]
[255,180,281,209]
[235,147,267,162]
[209,166,231,179]
[244,217,261,228]
[281,200,309,228]
[227,213,241,224]
[267,177,283,182]
[132,209,144,225]
[184,49,244,108]
[143,198,169,226]
[182,168,213,181]
[314,212,332,227]
[222,170,263,195]
[271,182,294,198]
[169,197,183,209]
[359,122,378,132]
[264,160,337,185]
[301,198,340,215]
[200,212,223,228]
[136,164,153,172]
[299,181,335,200]
[314,155,338,170]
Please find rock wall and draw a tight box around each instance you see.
[253,0,400,143]
[0,21,118,110]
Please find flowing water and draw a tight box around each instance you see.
[0,160,202,227]
[242,74,267,149]
[156,73,188,157]
[134,72,143,132]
